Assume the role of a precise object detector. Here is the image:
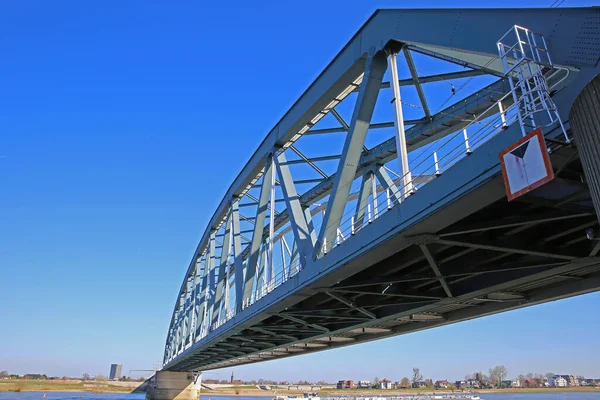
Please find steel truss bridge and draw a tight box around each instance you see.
[163,8,600,372]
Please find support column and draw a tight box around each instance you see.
[570,75,600,224]
[388,51,413,198]
[146,371,201,400]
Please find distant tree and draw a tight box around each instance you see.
[400,377,411,388]
[0,371,8,378]
[545,372,555,379]
[488,366,508,388]
[464,374,473,381]
[374,377,379,384]
[448,383,457,391]
[425,379,434,388]
[475,372,483,381]
[412,368,423,384]
[95,374,108,381]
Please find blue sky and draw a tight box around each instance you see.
[1,0,599,382]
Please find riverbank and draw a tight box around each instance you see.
[200,387,600,397]
[0,379,142,393]
[1,379,598,395]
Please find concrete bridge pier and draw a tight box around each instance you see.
[570,74,600,225]
[145,371,201,400]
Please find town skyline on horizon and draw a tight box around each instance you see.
[2,0,600,386]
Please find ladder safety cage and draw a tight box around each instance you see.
[496,25,569,142]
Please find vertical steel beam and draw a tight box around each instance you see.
[274,151,317,266]
[370,171,378,220]
[317,51,387,255]
[212,211,232,326]
[231,198,245,313]
[242,156,273,309]
[195,253,209,338]
[206,231,217,332]
[223,224,233,320]
[256,239,268,298]
[268,158,276,290]
[354,173,373,229]
[190,258,202,343]
[388,52,413,198]
[289,239,299,276]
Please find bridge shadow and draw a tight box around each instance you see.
[130,376,153,394]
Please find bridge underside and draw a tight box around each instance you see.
[169,145,600,371]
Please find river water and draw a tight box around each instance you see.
[0,394,599,400]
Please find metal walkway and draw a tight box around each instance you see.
[162,7,600,372]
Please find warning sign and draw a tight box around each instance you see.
[499,127,554,201]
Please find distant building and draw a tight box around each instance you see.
[435,380,449,389]
[455,380,466,389]
[548,376,568,387]
[109,364,122,380]
[467,379,481,389]
[570,376,579,387]
[231,372,234,384]
[413,381,427,388]
[503,380,520,388]
[337,380,354,389]
[523,378,538,388]
[357,380,371,388]
[380,379,392,389]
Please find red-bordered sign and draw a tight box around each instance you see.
[499,127,554,201]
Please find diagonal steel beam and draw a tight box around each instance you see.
[436,238,578,261]
[441,212,593,237]
[317,51,387,255]
[274,151,317,266]
[248,327,298,341]
[278,313,329,332]
[242,156,273,308]
[419,244,453,298]
[289,145,328,179]
[305,121,420,135]
[330,108,349,130]
[212,209,232,326]
[330,109,368,152]
[403,48,431,119]
[331,288,443,300]
[325,291,376,319]
[374,165,403,205]
[379,69,486,89]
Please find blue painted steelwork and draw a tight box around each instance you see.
[163,7,600,371]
